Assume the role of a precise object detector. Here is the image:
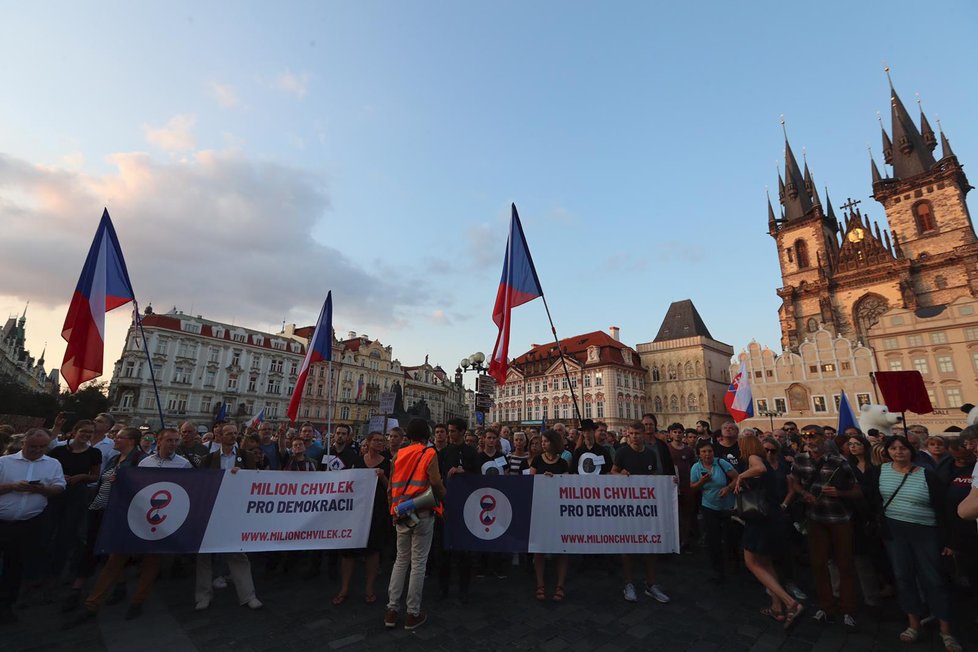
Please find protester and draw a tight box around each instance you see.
[91,413,120,472]
[762,436,805,602]
[844,433,887,606]
[334,431,389,605]
[868,435,961,652]
[734,435,805,628]
[387,427,405,453]
[571,420,613,475]
[47,420,102,585]
[945,439,977,590]
[177,421,209,468]
[530,429,570,601]
[917,435,953,481]
[283,438,318,471]
[386,418,445,631]
[506,431,530,474]
[612,422,671,604]
[434,417,477,602]
[528,433,543,464]
[666,422,696,550]
[690,440,737,584]
[640,413,675,475]
[0,429,66,624]
[789,426,860,628]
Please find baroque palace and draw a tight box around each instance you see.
[736,75,978,433]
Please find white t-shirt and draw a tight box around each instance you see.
[138,453,192,469]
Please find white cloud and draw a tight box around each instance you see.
[144,114,197,152]
[275,70,310,99]
[208,81,239,108]
[0,149,432,333]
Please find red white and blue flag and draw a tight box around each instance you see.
[245,407,267,429]
[61,209,136,392]
[287,291,332,422]
[837,390,858,434]
[488,204,544,385]
[724,360,754,423]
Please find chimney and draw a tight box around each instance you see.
[348,331,357,339]
[609,326,620,341]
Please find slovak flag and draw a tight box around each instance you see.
[61,209,136,392]
[724,360,754,423]
[246,407,266,429]
[487,204,544,385]
[287,291,332,422]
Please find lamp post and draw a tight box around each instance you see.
[758,409,784,432]
[460,352,490,425]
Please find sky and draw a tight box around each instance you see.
[2,1,977,391]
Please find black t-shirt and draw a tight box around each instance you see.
[613,445,662,476]
[478,451,508,476]
[321,445,360,471]
[571,445,613,475]
[50,445,102,477]
[437,443,480,477]
[713,439,743,472]
[531,455,569,475]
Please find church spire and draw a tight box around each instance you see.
[885,69,936,178]
[824,187,837,222]
[767,191,778,234]
[918,96,937,152]
[938,118,956,159]
[781,133,813,221]
[871,149,884,186]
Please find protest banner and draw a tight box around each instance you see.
[445,475,678,554]
[97,468,377,554]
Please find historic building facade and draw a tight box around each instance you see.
[636,300,733,429]
[0,307,60,395]
[108,307,306,427]
[745,76,978,432]
[731,327,877,432]
[489,329,647,433]
[401,361,467,426]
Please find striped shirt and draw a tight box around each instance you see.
[880,463,935,526]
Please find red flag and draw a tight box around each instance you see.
[874,371,933,414]
[487,204,544,385]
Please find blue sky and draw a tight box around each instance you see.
[2,1,977,387]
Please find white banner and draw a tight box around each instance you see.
[527,475,679,554]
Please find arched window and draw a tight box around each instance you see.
[687,393,697,411]
[651,366,660,382]
[853,293,890,339]
[935,275,948,289]
[654,396,663,412]
[684,362,694,378]
[669,395,679,412]
[913,200,937,234]
[667,364,677,380]
[807,318,818,332]
[795,239,811,269]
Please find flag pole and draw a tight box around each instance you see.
[132,300,166,430]
[325,359,334,464]
[539,294,582,424]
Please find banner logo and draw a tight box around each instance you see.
[321,454,346,471]
[127,482,191,541]
[578,452,604,475]
[463,488,512,540]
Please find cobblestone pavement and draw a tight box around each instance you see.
[5,548,976,652]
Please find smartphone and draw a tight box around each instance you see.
[28,480,41,485]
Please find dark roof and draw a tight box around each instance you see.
[653,300,713,342]
[885,83,936,179]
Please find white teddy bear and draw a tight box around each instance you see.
[858,403,902,436]
[959,403,978,428]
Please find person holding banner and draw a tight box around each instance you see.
[195,424,263,612]
[530,429,570,601]
[476,429,514,579]
[385,418,445,631]
[612,422,672,604]
[571,420,612,475]
[435,417,478,602]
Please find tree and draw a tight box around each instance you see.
[59,381,110,421]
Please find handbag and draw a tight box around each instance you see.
[736,478,770,521]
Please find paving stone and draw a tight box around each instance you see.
[328,634,365,649]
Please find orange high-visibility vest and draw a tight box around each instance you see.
[389,442,436,516]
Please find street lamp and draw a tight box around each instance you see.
[758,409,784,431]
[460,351,487,374]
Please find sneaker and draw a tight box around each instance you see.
[785,582,808,601]
[812,609,832,624]
[404,612,427,630]
[243,598,263,610]
[644,584,671,603]
[843,614,856,630]
[194,599,210,611]
[384,609,398,629]
[623,583,638,603]
[212,576,228,589]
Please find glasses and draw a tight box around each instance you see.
[848,441,864,447]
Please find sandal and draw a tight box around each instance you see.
[760,607,785,622]
[331,593,347,606]
[364,593,377,605]
[783,602,804,631]
[940,633,962,652]
[552,586,565,602]
[535,586,546,601]
[898,627,919,643]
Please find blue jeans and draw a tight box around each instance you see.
[883,518,950,621]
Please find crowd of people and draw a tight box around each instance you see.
[0,411,976,650]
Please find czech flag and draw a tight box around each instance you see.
[246,407,266,429]
[61,209,136,392]
[488,204,543,385]
[287,291,332,422]
[837,390,858,434]
[724,360,754,423]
